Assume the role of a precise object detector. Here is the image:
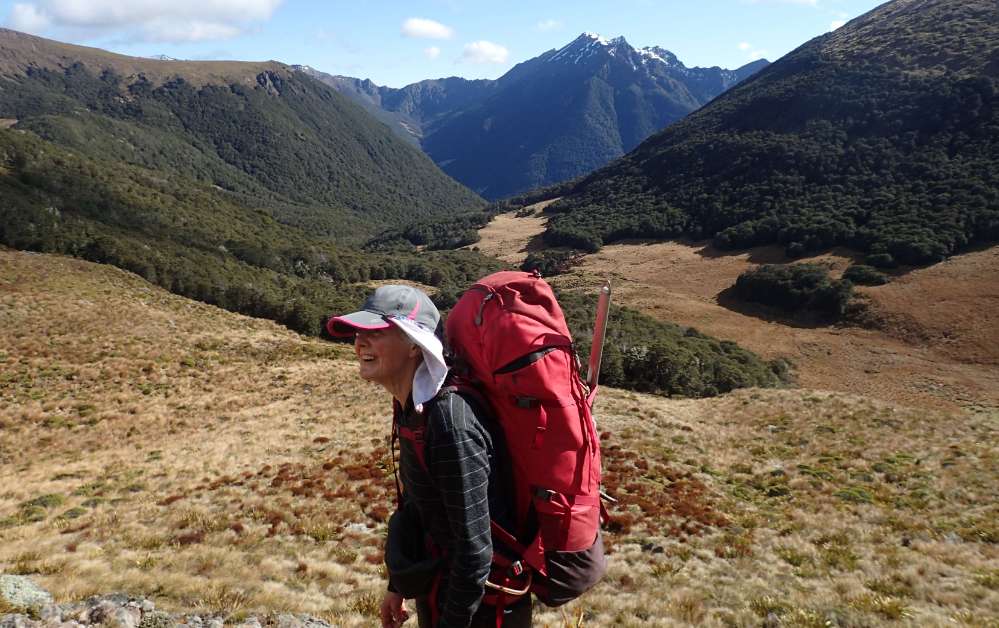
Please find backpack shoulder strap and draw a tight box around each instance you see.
[392,400,429,489]
[394,382,480,474]
[439,378,496,425]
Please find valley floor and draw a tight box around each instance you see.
[1,249,997,626]
[473,208,999,413]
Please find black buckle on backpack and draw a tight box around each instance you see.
[534,487,556,502]
[516,396,539,409]
[508,560,524,577]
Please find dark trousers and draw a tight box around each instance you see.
[415,594,532,627]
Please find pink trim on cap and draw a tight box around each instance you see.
[326,315,391,337]
[406,299,421,320]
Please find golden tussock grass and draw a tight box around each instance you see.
[1,250,997,626]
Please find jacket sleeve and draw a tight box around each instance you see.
[427,393,493,628]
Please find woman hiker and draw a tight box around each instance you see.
[327,285,532,628]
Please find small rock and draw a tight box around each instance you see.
[108,594,132,606]
[274,614,304,628]
[114,606,142,628]
[763,611,781,628]
[67,607,90,623]
[0,614,37,628]
[139,600,156,613]
[204,619,223,628]
[236,618,261,628]
[88,601,119,624]
[0,576,53,610]
[38,604,61,623]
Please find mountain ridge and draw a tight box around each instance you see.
[311,33,769,199]
[0,27,282,87]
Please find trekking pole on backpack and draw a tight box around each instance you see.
[587,280,620,512]
[586,279,612,395]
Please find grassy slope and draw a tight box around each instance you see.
[1,249,996,626]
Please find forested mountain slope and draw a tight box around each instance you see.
[544,0,999,268]
[0,28,483,240]
[0,29,493,337]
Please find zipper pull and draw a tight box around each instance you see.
[475,293,495,326]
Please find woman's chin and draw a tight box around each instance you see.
[358,364,380,383]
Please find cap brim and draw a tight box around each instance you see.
[326,310,391,337]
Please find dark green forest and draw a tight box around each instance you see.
[543,0,999,268]
[558,291,790,397]
[0,62,483,242]
[734,264,854,319]
[0,129,499,336]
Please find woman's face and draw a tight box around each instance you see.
[354,325,419,388]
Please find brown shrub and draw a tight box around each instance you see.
[175,530,205,545]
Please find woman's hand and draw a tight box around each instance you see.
[380,591,409,628]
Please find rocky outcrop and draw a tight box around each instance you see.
[0,577,333,628]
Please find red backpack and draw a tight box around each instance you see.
[442,270,607,608]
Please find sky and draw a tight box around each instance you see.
[0,0,887,88]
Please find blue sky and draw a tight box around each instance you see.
[1,0,886,87]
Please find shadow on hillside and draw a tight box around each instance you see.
[715,285,841,330]
[521,232,548,255]
[695,242,790,264]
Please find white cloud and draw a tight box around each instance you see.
[144,18,240,42]
[424,46,441,60]
[829,19,847,30]
[401,17,453,40]
[460,40,508,64]
[4,0,282,42]
[536,19,561,32]
[8,3,50,32]
[738,41,768,61]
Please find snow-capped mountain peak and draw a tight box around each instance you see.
[550,32,635,63]
[638,46,682,68]
[580,32,610,45]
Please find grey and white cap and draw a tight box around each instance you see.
[327,284,448,410]
[326,284,440,337]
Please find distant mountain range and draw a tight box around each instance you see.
[543,0,999,268]
[302,33,768,199]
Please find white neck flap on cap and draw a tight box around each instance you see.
[389,317,448,413]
